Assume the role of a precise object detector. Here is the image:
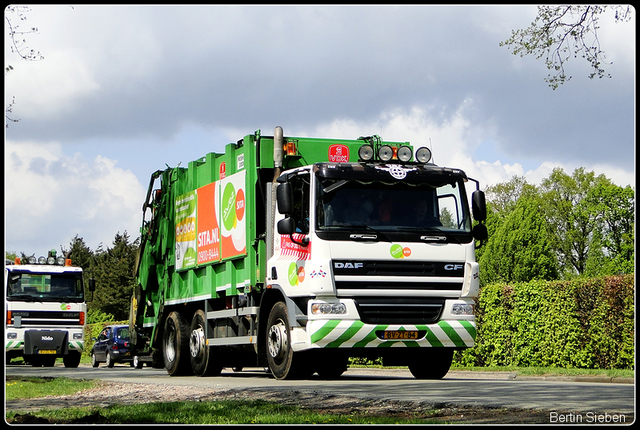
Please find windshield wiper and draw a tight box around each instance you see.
[8,294,41,302]
[346,225,391,242]
[394,226,464,244]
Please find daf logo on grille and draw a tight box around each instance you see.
[41,336,54,341]
[444,264,464,271]
[334,262,364,269]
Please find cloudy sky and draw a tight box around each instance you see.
[4,5,635,255]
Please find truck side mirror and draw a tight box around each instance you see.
[277,182,293,215]
[277,217,295,235]
[85,278,96,303]
[473,224,488,241]
[472,190,486,222]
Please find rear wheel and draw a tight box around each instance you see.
[106,352,114,368]
[408,349,454,380]
[163,311,192,376]
[189,310,222,376]
[133,355,143,369]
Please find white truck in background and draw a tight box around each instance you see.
[5,250,95,367]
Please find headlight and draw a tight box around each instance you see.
[452,303,474,315]
[311,302,347,315]
[73,333,83,340]
[378,145,394,162]
[416,147,432,163]
[358,144,374,161]
[397,146,413,162]
[38,256,46,264]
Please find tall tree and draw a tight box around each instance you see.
[584,180,635,275]
[62,235,94,271]
[479,195,558,285]
[539,167,625,277]
[500,5,633,89]
[90,232,139,321]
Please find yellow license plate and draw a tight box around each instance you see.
[38,350,57,354]
[381,331,419,340]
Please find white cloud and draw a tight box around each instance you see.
[297,103,635,190]
[4,140,145,253]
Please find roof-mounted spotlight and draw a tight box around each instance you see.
[358,144,374,161]
[378,145,394,162]
[397,146,413,162]
[416,147,432,164]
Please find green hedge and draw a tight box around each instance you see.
[454,275,634,369]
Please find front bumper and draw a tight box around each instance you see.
[308,319,476,349]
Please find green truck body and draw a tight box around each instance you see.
[131,127,487,379]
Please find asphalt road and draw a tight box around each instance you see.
[6,363,635,418]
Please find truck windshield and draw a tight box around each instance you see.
[6,272,84,303]
[315,168,472,243]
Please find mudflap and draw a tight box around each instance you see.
[24,330,69,357]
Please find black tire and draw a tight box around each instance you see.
[316,353,348,379]
[151,349,164,368]
[63,351,82,368]
[91,352,99,367]
[133,355,143,369]
[265,302,309,380]
[408,349,454,380]
[41,356,56,367]
[163,311,192,376]
[106,352,114,368]
[189,309,222,376]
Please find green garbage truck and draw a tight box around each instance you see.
[130,126,488,379]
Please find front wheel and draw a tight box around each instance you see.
[63,351,82,368]
[408,349,454,380]
[91,352,99,367]
[265,302,309,379]
[316,354,348,379]
[163,311,192,376]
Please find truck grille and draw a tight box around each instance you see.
[9,311,82,326]
[354,297,445,324]
[333,260,464,277]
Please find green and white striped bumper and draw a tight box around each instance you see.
[309,320,476,348]
[6,340,24,351]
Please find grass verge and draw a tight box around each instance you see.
[6,401,434,424]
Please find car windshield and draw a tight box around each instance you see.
[317,178,472,234]
[6,272,84,302]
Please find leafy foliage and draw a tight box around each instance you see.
[90,232,140,321]
[457,275,634,369]
[479,196,558,285]
[500,5,633,89]
[482,169,634,284]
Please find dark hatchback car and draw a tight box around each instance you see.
[91,325,133,367]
